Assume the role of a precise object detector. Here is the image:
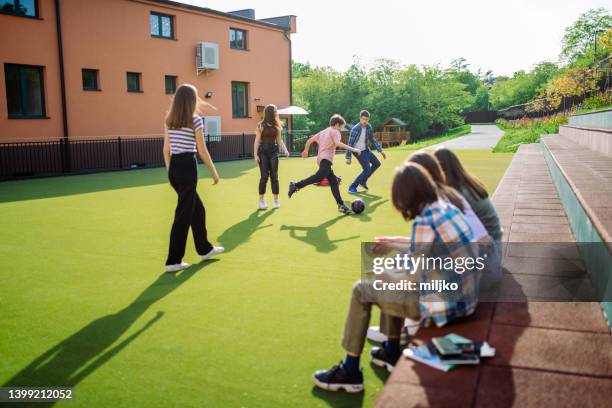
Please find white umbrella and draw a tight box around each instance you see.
[277,106,309,115]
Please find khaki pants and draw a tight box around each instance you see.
[341,281,420,355]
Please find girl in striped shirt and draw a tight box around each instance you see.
[163,84,224,272]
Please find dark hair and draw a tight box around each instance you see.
[408,151,464,212]
[392,162,439,220]
[329,114,346,127]
[166,84,214,129]
[259,104,283,130]
[434,147,489,199]
[359,110,370,118]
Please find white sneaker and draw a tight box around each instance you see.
[202,246,224,261]
[366,325,412,345]
[273,200,280,209]
[165,261,190,273]
[259,200,268,210]
[404,318,421,336]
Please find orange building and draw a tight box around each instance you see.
[0,0,297,141]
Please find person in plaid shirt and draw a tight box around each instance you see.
[345,110,386,194]
[313,162,479,393]
[409,196,480,327]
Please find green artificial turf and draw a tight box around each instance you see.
[0,148,512,407]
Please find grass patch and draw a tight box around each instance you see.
[392,125,471,151]
[572,104,612,115]
[493,116,567,153]
[492,127,541,152]
[0,148,512,407]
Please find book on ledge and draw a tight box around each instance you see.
[403,344,454,372]
[403,333,496,371]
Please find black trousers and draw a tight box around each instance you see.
[165,153,213,265]
[295,159,344,205]
[258,143,279,195]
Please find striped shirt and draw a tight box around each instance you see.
[168,116,204,155]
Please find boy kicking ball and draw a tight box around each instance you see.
[288,114,360,214]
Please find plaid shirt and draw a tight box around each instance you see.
[345,123,383,159]
[408,199,480,327]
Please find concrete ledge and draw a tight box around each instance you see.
[568,108,612,130]
[541,135,612,331]
[559,125,612,157]
[540,136,612,252]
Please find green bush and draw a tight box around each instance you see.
[493,115,567,153]
[573,91,612,114]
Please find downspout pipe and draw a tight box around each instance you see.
[283,29,293,134]
[55,0,70,171]
[283,29,293,105]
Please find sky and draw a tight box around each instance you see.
[184,0,610,77]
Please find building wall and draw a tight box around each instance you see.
[0,0,293,140]
[0,0,64,140]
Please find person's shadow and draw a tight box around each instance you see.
[217,209,275,253]
[281,215,359,253]
[408,265,529,407]
[3,262,214,407]
[354,193,388,222]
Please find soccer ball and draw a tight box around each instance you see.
[351,199,365,214]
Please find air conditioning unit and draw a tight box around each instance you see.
[203,116,221,142]
[196,42,219,74]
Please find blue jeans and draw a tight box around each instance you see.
[351,149,381,188]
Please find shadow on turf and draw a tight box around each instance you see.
[2,261,216,405]
[279,193,387,253]
[281,215,359,253]
[353,193,388,222]
[217,209,275,253]
[311,385,365,408]
[0,159,255,203]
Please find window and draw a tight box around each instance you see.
[82,69,99,91]
[231,81,249,118]
[165,75,177,94]
[127,72,142,92]
[230,28,247,50]
[150,12,174,39]
[4,64,45,118]
[0,0,38,17]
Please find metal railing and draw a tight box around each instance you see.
[0,131,312,180]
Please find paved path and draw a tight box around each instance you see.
[431,124,504,150]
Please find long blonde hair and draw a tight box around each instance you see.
[165,84,214,129]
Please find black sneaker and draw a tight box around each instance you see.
[370,347,400,372]
[338,204,352,215]
[288,182,298,198]
[313,363,364,393]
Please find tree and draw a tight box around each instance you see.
[292,61,314,78]
[292,59,473,136]
[560,8,612,66]
[471,86,490,111]
[544,67,599,110]
[489,62,559,109]
[449,57,469,72]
